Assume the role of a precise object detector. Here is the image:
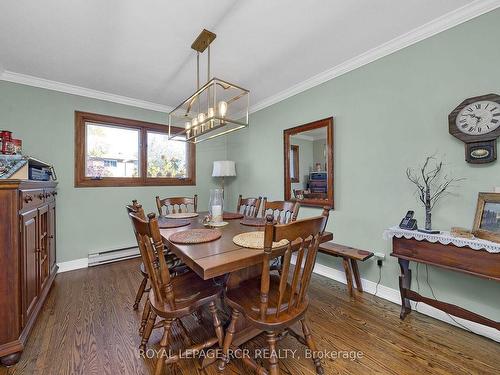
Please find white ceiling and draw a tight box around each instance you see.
[0,1,497,112]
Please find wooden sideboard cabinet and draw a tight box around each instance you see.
[0,180,58,366]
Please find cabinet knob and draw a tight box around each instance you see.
[24,195,33,203]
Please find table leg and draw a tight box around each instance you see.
[398,258,412,320]
[350,259,363,292]
[342,258,354,297]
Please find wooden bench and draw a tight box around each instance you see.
[318,242,374,296]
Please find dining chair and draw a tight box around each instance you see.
[129,211,224,374]
[126,201,186,331]
[217,209,329,375]
[261,198,300,223]
[236,195,262,217]
[126,200,151,311]
[156,195,198,215]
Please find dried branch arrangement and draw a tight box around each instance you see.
[406,156,464,232]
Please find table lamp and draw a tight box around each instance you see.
[212,160,236,191]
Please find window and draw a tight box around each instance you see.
[75,112,195,187]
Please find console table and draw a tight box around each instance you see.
[385,228,499,330]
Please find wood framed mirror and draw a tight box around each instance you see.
[284,117,334,208]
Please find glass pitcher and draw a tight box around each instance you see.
[209,189,224,223]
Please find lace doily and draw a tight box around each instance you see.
[383,227,500,253]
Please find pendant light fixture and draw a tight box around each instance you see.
[168,29,250,143]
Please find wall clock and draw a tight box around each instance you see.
[449,93,500,164]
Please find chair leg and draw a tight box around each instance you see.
[217,309,240,374]
[133,276,148,310]
[300,319,324,375]
[140,309,157,351]
[139,299,151,335]
[208,301,224,347]
[266,331,280,375]
[154,319,173,375]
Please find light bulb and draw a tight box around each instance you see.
[185,121,191,138]
[207,107,215,118]
[198,112,206,132]
[191,118,198,136]
[218,101,228,118]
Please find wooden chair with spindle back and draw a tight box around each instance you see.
[129,211,224,374]
[261,198,300,223]
[126,200,187,337]
[156,195,198,216]
[236,195,262,217]
[125,200,149,311]
[217,209,330,375]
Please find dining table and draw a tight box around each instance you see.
[159,212,333,367]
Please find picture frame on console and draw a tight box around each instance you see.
[473,192,500,243]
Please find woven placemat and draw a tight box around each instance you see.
[169,229,221,244]
[233,231,289,249]
[157,217,191,229]
[164,212,199,219]
[240,217,275,227]
[223,211,244,220]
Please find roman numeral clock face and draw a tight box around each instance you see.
[456,100,500,135]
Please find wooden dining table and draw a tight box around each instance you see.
[160,212,333,365]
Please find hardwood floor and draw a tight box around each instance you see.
[1,258,498,375]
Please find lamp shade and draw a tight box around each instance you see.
[212,161,236,177]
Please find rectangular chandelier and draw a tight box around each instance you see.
[168,77,249,143]
[168,30,250,143]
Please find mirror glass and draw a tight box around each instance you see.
[284,118,333,208]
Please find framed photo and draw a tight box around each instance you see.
[473,192,500,243]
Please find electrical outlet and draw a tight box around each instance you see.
[495,187,500,193]
[374,252,385,260]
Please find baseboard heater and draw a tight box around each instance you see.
[88,246,140,267]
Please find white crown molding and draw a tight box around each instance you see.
[249,0,500,114]
[1,1,499,115]
[0,70,173,113]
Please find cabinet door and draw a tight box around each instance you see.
[21,209,39,326]
[48,202,56,272]
[38,205,49,290]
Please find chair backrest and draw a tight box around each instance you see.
[236,195,262,217]
[259,208,329,321]
[156,195,198,216]
[129,212,173,306]
[261,198,300,224]
[126,200,146,237]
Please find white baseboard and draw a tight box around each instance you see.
[57,257,88,273]
[310,261,500,342]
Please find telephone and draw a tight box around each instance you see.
[399,210,417,230]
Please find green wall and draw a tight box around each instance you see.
[225,10,500,321]
[0,81,226,262]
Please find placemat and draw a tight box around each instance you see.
[169,229,221,244]
[233,231,289,249]
[223,211,244,220]
[240,217,275,227]
[164,212,199,219]
[157,217,191,229]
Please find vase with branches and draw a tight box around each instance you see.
[406,156,464,233]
